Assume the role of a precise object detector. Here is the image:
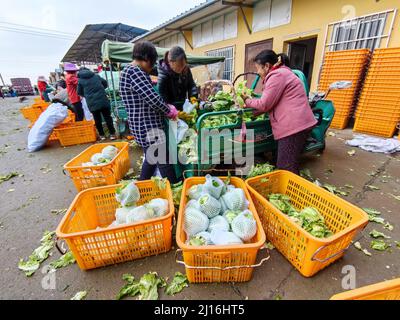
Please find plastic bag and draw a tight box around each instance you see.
[81,98,94,121]
[147,198,169,217]
[116,182,141,207]
[102,146,119,161]
[115,207,132,224]
[210,230,243,246]
[183,99,196,114]
[188,185,204,200]
[27,103,68,152]
[126,206,155,223]
[91,153,108,165]
[176,120,189,144]
[203,175,226,199]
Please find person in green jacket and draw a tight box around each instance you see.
[77,68,116,140]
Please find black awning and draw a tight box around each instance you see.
[62,23,147,64]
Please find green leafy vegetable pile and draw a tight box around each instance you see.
[247,163,275,178]
[117,272,188,300]
[165,272,189,296]
[49,252,76,271]
[269,194,333,239]
[18,231,55,277]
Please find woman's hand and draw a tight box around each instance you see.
[240,93,251,108]
[167,104,179,121]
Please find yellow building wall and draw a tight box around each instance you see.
[183,0,400,91]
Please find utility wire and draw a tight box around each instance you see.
[0,21,77,36]
[0,25,75,38]
[0,26,75,40]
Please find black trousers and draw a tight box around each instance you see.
[92,108,116,136]
[140,145,179,184]
[72,101,84,122]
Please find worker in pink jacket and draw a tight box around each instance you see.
[244,50,317,175]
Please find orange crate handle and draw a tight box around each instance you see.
[311,227,365,263]
[55,237,68,255]
[175,247,270,270]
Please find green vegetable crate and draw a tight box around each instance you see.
[196,109,277,171]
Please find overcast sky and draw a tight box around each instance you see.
[0,0,204,85]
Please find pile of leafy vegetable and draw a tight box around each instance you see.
[235,80,255,107]
[117,272,188,300]
[206,81,255,111]
[247,163,275,178]
[172,182,184,207]
[18,231,55,277]
[178,129,198,165]
[207,91,235,111]
[201,112,264,129]
[269,194,333,239]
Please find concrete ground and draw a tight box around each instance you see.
[0,96,399,300]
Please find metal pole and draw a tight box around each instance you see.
[386,8,397,48]
[108,62,119,136]
[109,63,118,104]
[0,73,5,86]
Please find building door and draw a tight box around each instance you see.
[286,36,318,87]
[244,39,273,94]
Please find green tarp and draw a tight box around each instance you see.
[101,40,225,66]
[99,71,120,88]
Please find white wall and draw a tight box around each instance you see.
[157,33,186,49]
[253,0,292,32]
[192,11,238,48]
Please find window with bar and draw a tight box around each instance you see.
[329,12,389,51]
[206,46,235,81]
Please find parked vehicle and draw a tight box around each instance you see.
[10,78,34,96]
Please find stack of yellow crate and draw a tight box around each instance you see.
[318,49,371,129]
[354,47,400,138]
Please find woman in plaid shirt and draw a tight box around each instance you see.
[120,41,179,183]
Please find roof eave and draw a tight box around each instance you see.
[132,0,220,43]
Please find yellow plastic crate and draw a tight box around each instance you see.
[176,177,267,283]
[63,142,131,192]
[54,121,97,147]
[353,118,398,138]
[245,171,369,278]
[331,279,400,300]
[56,180,175,270]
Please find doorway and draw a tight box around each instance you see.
[244,39,273,94]
[285,36,318,87]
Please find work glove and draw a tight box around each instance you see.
[166,104,179,121]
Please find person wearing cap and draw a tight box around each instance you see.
[37,76,55,102]
[64,63,84,121]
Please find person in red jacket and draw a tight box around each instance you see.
[64,63,84,121]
